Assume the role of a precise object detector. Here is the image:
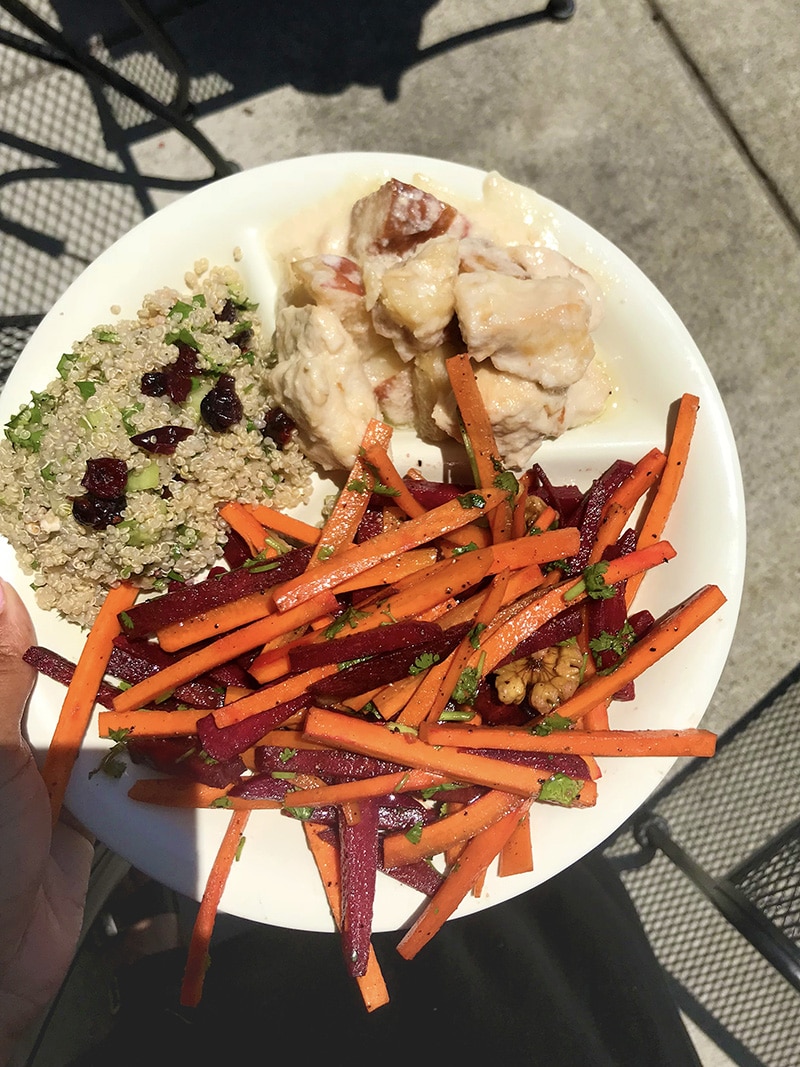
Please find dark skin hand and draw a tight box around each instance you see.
[0,579,93,1064]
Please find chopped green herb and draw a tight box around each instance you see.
[324,605,370,638]
[94,328,119,343]
[57,352,79,378]
[457,491,486,510]
[5,391,55,453]
[450,541,478,556]
[452,664,480,705]
[76,380,97,400]
[408,651,440,675]
[532,712,572,735]
[538,772,583,806]
[164,327,199,349]
[89,727,131,780]
[404,821,424,844]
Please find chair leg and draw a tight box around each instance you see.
[632,809,800,992]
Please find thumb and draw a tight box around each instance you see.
[0,579,37,754]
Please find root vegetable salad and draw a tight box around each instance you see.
[25,371,726,1011]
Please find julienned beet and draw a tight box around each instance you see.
[0,263,314,627]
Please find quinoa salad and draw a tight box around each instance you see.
[0,263,315,627]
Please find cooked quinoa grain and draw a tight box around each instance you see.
[0,266,314,627]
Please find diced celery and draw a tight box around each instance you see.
[126,462,160,492]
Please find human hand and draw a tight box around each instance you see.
[0,579,93,1065]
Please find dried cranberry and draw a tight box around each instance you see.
[228,327,252,350]
[200,374,243,431]
[141,371,167,397]
[166,344,199,403]
[81,458,128,499]
[72,493,126,529]
[215,298,236,323]
[130,425,194,455]
[262,407,295,449]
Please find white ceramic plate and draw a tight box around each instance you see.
[0,153,746,932]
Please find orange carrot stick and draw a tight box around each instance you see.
[271,487,509,614]
[627,393,700,604]
[98,709,204,738]
[180,810,250,1007]
[127,779,235,807]
[111,591,337,713]
[580,698,611,731]
[468,541,678,676]
[157,587,276,652]
[303,821,390,1011]
[218,501,282,557]
[360,442,427,520]
[396,802,531,960]
[309,418,393,565]
[398,570,511,728]
[588,447,667,563]
[240,502,321,545]
[553,583,726,723]
[446,352,514,542]
[498,810,533,877]
[303,707,556,798]
[41,580,138,826]
[284,768,450,809]
[212,663,337,728]
[382,788,523,866]
[332,547,438,594]
[418,723,718,758]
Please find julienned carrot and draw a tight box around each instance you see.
[445,352,514,542]
[309,418,393,566]
[627,393,700,604]
[303,821,390,1012]
[303,707,553,798]
[98,709,203,738]
[382,788,523,867]
[331,547,438,594]
[580,698,611,732]
[361,442,427,520]
[553,583,726,723]
[271,487,508,614]
[211,663,336,728]
[418,723,718,758]
[396,802,531,960]
[284,768,450,809]
[218,501,282,558]
[397,570,511,728]
[127,779,233,807]
[111,591,338,714]
[240,502,321,545]
[588,447,667,563]
[498,810,533,877]
[467,540,678,676]
[530,505,558,533]
[180,810,250,1007]
[41,580,138,826]
[157,587,276,652]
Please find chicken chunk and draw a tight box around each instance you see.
[372,236,461,360]
[267,304,379,470]
[454,271,595,389]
